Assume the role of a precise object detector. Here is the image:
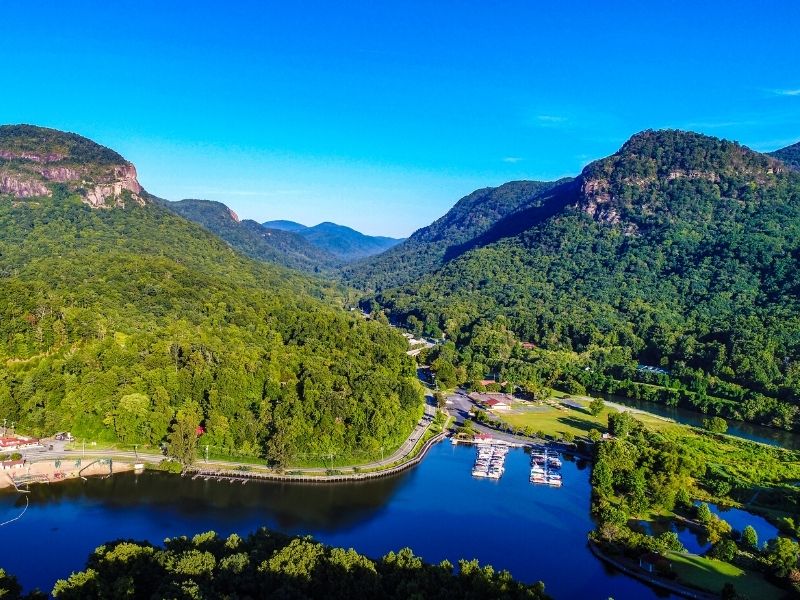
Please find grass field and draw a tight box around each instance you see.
[667,551,786,599]
[497,396,678,440]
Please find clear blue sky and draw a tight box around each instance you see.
[2,1,799,237]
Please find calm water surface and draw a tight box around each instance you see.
[0,443,671,599]
[603,394,800,449]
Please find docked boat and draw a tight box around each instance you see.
[529,447,564,487]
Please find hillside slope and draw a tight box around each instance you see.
[341,180,562,290]
[299,221,403,260]
[769,140,800,170]
[262,219,308,232]
[264,219,403,261]
[373,130,800,428]
[168,199,342,272]
[0,125,422,464]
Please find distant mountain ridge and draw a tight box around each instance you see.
[769,140,800,170]
[264,219,403,261]
[368,129,800,430]
[341,179,562,290]
[263,219,308,232]
[167,199,341,273]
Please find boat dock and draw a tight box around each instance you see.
[529,446,563,487]
[471,443,509,480]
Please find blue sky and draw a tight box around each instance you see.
[2,1,799,237]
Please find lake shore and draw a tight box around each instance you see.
[1,459,133,490]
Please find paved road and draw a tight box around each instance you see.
[445,388,534,446]
[20,390,439,474]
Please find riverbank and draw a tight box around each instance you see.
[184,431,447,483]
[587,540,718,600]
[1,459,133,490]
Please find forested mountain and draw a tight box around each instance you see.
[167,199,342,272]
[371,130,800,429]
[0,125,422,465]
[300,221,403,260]
[769,140,800,171]
[263,219,308,232]
[341,180,562,290]
[264,219,403,261]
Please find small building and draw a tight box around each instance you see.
[520,342,536,350]
[469,392,513,410]
[484,398,509,410]
[1,459,24,470]
[0,436,39,451]
[474,433,493,443]
[561,399,584,410]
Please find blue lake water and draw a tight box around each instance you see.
[603,394,800,450]
[703,502,780,547]
[0,443,672,599]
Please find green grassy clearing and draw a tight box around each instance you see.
[667,551,785,599]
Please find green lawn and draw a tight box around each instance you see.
[667,551,785,599]
[501,403,608,438]
[496,396,680,440]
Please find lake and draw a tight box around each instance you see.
[0,443,671,599]
[603,394,800,449]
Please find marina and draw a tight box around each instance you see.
[471,443,510,479]
[529,446,563,487]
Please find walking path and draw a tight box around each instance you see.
[15,389,440,485]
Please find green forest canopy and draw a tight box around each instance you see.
[0,528,549,599]
[0,188,422,465]
[370,131,800,429]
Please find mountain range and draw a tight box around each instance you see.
[264,219,403,260]
[363,130,800,429]
[166,199,341,272]
[0,124,422,463]
[1,122,799,435]
[161,203,403,273]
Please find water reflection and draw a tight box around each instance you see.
[0,444,672,600]
[603,394,800,449]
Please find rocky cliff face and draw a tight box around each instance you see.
[0,125,145,208]
[576,129,787,229]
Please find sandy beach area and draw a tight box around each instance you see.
[1,459,134,489]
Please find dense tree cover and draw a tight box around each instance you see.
[0,185,422,465]
[769,140,800,171]
[342,180,560,291]
[0,528,550,599]
[166,199,343,273]
[370,131,800,429]
[0,125,124,165]
[590,413,800,593]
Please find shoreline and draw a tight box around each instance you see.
[1,459,134,491]
[587,540,717,600]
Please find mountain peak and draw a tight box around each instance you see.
[0,124,143,208]
[768,140,800,171]
[578,129,790,227]
[590,129,785,179]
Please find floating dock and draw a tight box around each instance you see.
[471,444,509,480]
[530,446,563,486]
